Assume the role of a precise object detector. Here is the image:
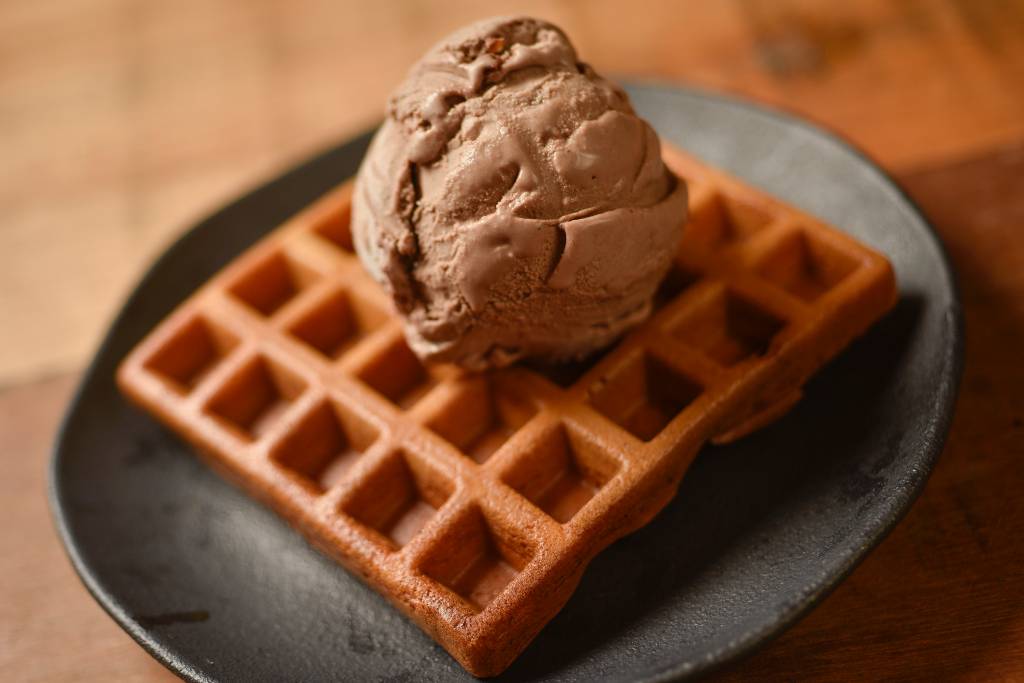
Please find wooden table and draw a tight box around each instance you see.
[2,2,1023,680]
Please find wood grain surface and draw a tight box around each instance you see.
[2,1,1023,681]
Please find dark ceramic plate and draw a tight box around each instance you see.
[51,85,962,682]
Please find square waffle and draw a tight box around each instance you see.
[117,146,897,677]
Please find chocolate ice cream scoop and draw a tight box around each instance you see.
[351,16,687,370]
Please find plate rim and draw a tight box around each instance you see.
[48,83,964,683]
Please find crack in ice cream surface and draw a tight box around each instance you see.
[352,16,687,369]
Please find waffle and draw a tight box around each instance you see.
[117,146,897,677]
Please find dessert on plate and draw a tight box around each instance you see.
[117,16,897,678]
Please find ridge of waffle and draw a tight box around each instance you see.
[117,146,897,677]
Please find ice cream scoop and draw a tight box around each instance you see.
[351,16,687,370]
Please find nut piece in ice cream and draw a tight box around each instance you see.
[351,16,688,370]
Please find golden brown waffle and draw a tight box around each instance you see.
[117,146,897,677]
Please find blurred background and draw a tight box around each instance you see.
[3,1,1024,681]
[3,0,1023,386]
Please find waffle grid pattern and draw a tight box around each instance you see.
[117,147,896,676]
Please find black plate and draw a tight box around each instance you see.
[50,85,962,682]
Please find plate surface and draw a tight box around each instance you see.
[51,85,962,682]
